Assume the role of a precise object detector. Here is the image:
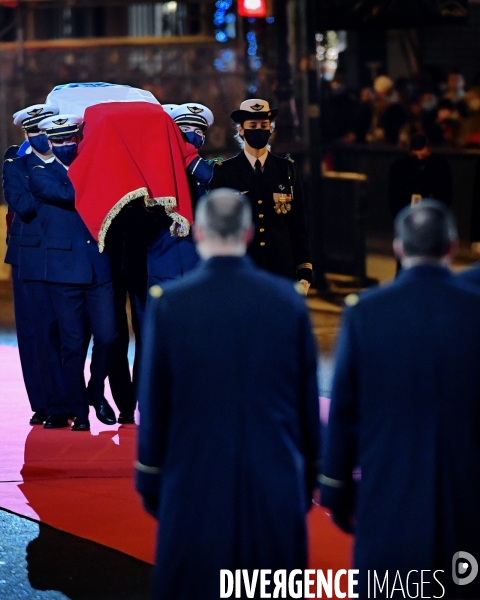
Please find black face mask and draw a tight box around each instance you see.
[243,129,271,150]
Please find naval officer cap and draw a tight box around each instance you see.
[230,99,278,124]
[38,114,83,140]
[13,104,60,131]
[162,104,179,116]
[171,103,214,131]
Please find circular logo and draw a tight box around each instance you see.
[452,551,478,586]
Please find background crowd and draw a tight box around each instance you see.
[322,68,480,149]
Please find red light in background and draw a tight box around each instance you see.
[238,0,267,18]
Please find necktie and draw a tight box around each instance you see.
[254,159,262,178]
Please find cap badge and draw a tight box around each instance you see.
[187,106,203,114]
[53,118,69,126]
[251,103,265,111]
[27,108,43,116]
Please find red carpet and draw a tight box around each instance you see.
[0,344,352,574]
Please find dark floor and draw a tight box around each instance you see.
[0,510,153,600]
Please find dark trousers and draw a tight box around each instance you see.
[24,279,67,417]
[11,267,46,412]
[124,255,148,393]
[48,281,117,420]
[108,270,136,414]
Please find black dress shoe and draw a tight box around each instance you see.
[30,409,47,425]
[92,398,116,425]
[118,411,135,425]
[43,414,70,429]
[71,417,90,431]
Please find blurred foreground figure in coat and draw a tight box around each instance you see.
[136,188,320,600]
[321,200,480,599]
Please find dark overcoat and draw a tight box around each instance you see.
[209,152,312,282]
[456,261,480,289]
[136,256,320,600]
[321,265,480,599]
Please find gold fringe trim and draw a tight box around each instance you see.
[98,189,191,252]
[145,196,191,238]
[98,187,149,252]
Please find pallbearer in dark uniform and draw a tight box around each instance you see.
[103,209,139,425]
[94,97,182,428]
[129,102,216,333]
[209,99,313,294]
[171,102,215,203]
[145,102,215,290]
[3,103,67,426]
[105,103,216,414]
[30,114,117,432]
[124,103,216,393]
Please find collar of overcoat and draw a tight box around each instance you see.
[201,255,254,272]
[396,264,453,283]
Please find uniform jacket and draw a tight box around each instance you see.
[146,170,201,280]
[321,265,480,598]
[2,151,49,280]
[29,160,111,285]
[136,256,320,600]
[209,152,312,281]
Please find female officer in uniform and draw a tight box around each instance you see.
[209,99,312,293]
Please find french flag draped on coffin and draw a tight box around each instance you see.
[46,83,198,251]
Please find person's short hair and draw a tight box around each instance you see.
[196,188,252,241]
[409,134,430,152]
[394,200,457,258]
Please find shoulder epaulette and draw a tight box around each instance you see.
[149,284,163,298]
[32,165,45,169]
[344,293,359,307]
[3,145,19,161]
[294,282,305,295]
[5,158,14,163]
[208,157,224,166]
